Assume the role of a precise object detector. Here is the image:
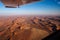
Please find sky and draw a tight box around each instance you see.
[0,0,60,16]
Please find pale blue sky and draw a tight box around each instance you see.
[0,0,60,15]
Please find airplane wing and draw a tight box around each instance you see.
[1,0,41,8]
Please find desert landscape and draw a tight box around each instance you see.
[0,15,60,40]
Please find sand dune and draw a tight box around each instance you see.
[0,16,60,40]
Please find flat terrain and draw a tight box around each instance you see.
[0,15,60,40]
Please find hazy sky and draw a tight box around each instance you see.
[0,0,60,15]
